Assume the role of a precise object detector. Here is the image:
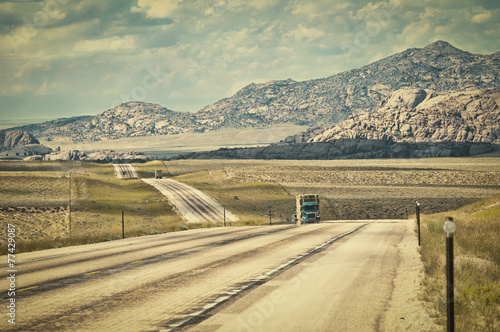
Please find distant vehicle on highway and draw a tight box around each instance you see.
[296,194,320,224]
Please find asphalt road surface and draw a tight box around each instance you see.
[143,178,239,223]
[113,163,138,179]
[0,220,425,332]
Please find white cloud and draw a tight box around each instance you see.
[397,21,433,48]
[133,0,184,18]
[285,24,325,41]
[0,2,15,13]
[72,35,137,53]
[291,1,352,21]
[0,84,25,96]
[246,0,278,10]
[1,0,499,119]
[470,11,492,23]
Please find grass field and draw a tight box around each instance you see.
[419,194,500,331]
[0,157,499,330]
[1,157,499,251]
[159,157,500,220]
[0,160,183,252]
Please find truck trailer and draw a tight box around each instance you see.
[296,194,320,224]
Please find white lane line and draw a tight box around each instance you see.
[159,223,367,331]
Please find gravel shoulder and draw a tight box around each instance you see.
[379,220,440,331]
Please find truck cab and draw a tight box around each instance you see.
[296,194,320,224]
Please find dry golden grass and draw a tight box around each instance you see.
[419,194,500,331]
[0,160,182,253]
[163,157,500,220]
[1,157,499,254]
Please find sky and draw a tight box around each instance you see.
[0,0,499,121]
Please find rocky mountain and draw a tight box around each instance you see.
[195,40,499,129]
[15,103,197,142]
[11,41,500,142]
[13,115,93,142]
[0,129,53,159]
[286,87,500,144]
[0,130,40,151]
[174,87,499,160]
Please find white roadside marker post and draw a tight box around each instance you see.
[443,217,456,332]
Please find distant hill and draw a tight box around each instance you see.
[173,87,500,160]
[12,40,500,142]
[13,116,93,142]
[197,41,499,129]
[286,87,500,145]
[0,130,40,151]
[0,129,53,159]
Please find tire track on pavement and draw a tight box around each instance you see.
[0,228,259,278]
[7,224,364,332]
[154,180,217,222]
[0,227,293,301]
[113,164,138,179]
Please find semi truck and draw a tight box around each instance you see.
[296,194,320,224]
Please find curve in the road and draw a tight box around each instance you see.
[143,178,239,223]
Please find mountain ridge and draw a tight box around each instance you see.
[10,40,500,143]
[286,87,500,145]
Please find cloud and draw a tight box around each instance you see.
[291,0,352,21]
[72,35,137,53]
[0,0,499,120]
[285,24,325,41]
[470,11,492,23]
[133,0,184,18]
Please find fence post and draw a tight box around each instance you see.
[416,201,421,246]
[122,209,125,239]
[444,217,456,332]
[68,171,72,238]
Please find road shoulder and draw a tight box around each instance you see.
[379,220,440,331]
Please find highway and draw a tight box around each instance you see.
[143,178,239,223]
[0,220,434,332]
[112,163,237,223]
[113,163,138,179]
